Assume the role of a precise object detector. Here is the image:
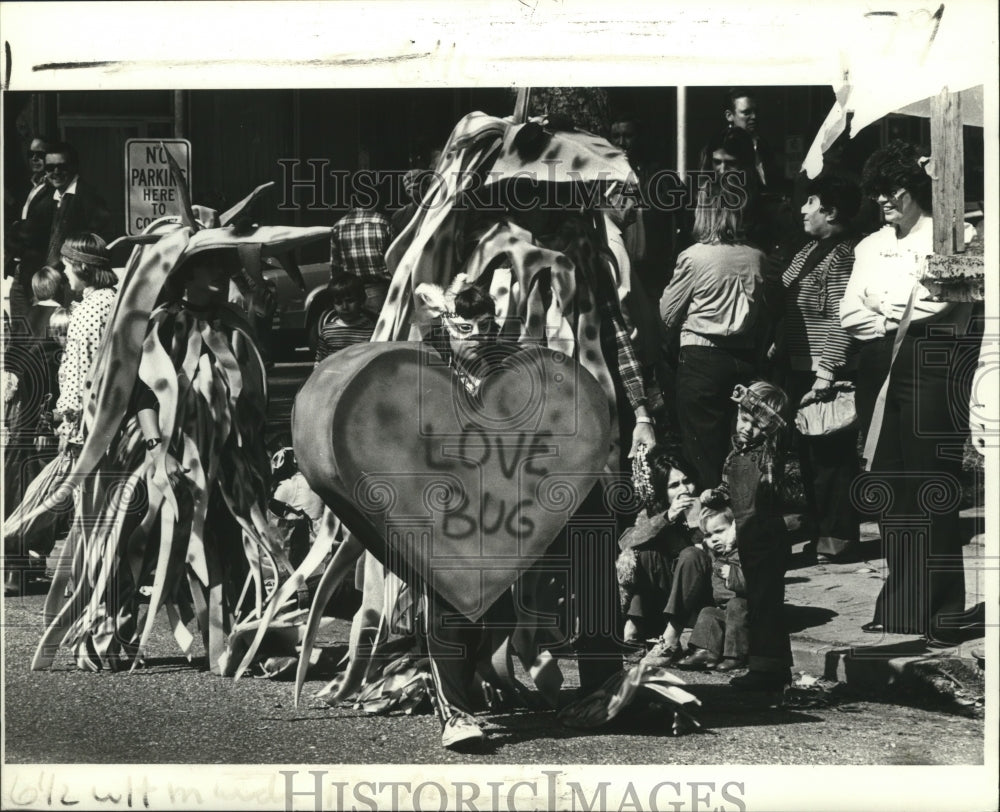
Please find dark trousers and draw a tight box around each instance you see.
[689,597,749,660]
[556,483,625,692]
[428,481,625,708]
[855,328,973,638]
[738,530,792,673]
[424,588,515,720]
[675,345,756,490]
[624,534,693,636]
[786,371,860,556]
[663,545,714,627]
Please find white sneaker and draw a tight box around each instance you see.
[441,712,485,750]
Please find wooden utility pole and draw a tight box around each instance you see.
[929,87,964,255]
[925,86,983,298]
[512,88,532,124]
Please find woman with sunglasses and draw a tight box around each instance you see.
[779,173,865,564]
[840,140,979,645]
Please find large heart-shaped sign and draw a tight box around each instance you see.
[293,342,610,621]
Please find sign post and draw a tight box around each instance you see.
[124,139,192,235]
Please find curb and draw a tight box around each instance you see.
[790,633,985,703]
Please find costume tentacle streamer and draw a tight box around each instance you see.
[8,200,333,674]
[292,533,366,706]
[133,492,178,669]
[232,519,348,682]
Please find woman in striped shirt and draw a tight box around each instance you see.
[779,174,863,563]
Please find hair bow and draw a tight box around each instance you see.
[917,155,937,180]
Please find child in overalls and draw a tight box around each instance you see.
[703,381,801,691]
[675,500,749,672]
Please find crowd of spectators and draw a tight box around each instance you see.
[1,91,986,750]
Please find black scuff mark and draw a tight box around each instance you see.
[33,52,432,73]
[33,60,119,72]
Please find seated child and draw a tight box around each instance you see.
[267,441,361,618]
[674,499,748,672]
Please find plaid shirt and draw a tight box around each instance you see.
[604,303,647,411]
[329,208,393,280]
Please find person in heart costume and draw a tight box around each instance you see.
[291,111,661,747]
[413,277,542,748]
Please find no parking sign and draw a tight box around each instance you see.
[124,139,192,235]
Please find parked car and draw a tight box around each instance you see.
[263,261,331,359]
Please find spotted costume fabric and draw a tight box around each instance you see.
[321,111,649,709]
[374,111,646,465]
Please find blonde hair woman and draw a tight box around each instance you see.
[658,180,767,489]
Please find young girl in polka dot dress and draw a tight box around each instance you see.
[54,233,117,450]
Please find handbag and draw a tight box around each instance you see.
[795,381,858,436]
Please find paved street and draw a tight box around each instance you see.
[4,356,987,776]
[2,590,984,767]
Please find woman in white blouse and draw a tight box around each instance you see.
[840,140,977,644]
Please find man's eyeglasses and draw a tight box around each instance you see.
[45,164,70,174]
[30,150,47,159]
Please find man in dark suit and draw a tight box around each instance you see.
[43,142,113,268]
[5,136,57,299]
[724,88,779,192]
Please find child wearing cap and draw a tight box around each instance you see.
[704,380,802,692]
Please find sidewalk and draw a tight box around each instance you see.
[781,506,987,698]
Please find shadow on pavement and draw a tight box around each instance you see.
[784,604,837,633]
[681,684,825,728]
